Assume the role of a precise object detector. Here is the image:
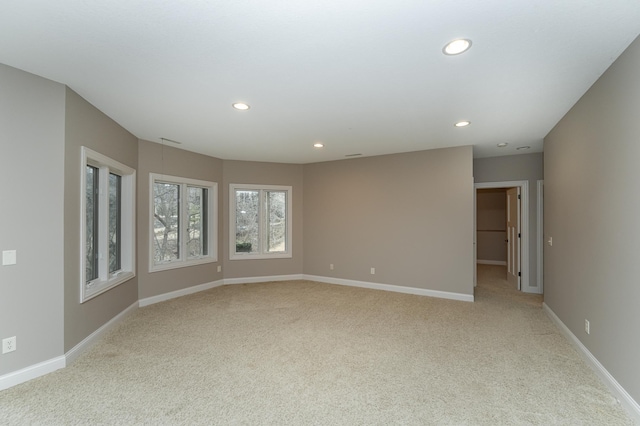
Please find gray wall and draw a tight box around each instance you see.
[0,64,65,375]
[303,146,474,296]
[476,189,506,263]
[474,153,543,288]
[222,160,304,279]
[137,139,223,299]
[63,88,139,351]
[544,36,640,403]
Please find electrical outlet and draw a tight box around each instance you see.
[217,265,221,273]
[2,336,16,354]
[330,264,334,270]
[370,267,375,275]
[585,319,590,335]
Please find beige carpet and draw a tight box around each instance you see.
[0,265,632,425]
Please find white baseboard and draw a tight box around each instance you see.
[303,274,474,302]
[0,301,138,391]
[139,279,225,307]
[66,301,139,365]
[476,260,507,266]
[543,303,640,423]
[224,274,304,285]
[0,356,66,391]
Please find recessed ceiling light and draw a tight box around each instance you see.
[313,143,324,148]
[497,142,508,148]
[443,39,472,55]
[232,102,250,110]
[516,146,531,151]
[455,120,471,127]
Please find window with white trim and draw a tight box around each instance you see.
[150,173,217,272]
[81,147,136,302]
[230,184,292,260]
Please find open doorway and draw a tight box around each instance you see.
[474,181,536,293]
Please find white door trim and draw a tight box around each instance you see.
[475,180,534,293]
[537,180,544,293]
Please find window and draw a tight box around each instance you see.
[150,173,217,272]
[81,147,136,302]
[230,184,292,260]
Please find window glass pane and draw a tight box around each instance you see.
[109,173,122,273]
[266,191,286,253]
[153,182,180,263]
[235,190,259,254]
[86,165,99,283]
[187,186,207,259]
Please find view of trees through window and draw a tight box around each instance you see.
[153,181,209,265]
[267,191,286,252]
[153,182,180,263]
[187,186,208,258]
[108,173,121,273]
[85,167,124,285]
[85,165,98,283]
[235,189,287,255]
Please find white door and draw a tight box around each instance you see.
[506,187,521,290]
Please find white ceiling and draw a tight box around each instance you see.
[1,1,639,164]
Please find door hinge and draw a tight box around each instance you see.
[518,194,521,200]
[518,272,521,277]
[518,233,521,238]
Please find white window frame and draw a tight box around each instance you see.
[229,183,293,260]
[149,173,218,272]
[80,147,136,303]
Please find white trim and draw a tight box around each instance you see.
[303,274,474,302]
[543,303,640,423]
[66,301,139,365]
[229,183,293,260]
[149,173,218,273]
[224,274,304,285]
[139,280,225,307]
[475,180,536,293]
[537,180,544,292]
[81,146,137,303]
[476,260,507,266]
[0,356,66,391]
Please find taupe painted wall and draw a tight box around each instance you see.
[544,36,640,403]
[0,64,65,375]
[63,88,139,351]
[222,160,304,279]
[476,189,506,263]
[137,140,223,299]
[303,146,474,296]
[473,153,543,288]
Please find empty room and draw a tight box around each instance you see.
[1,1,639,424]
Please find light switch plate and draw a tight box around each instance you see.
[2,250,17,266]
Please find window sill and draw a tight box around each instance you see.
[230,253,292,261]
[149,256,217,273]
[81,271,135,303]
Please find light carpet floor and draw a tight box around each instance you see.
[0,265,633,425]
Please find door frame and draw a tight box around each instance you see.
[474,180,533,293]
[536,180,544,294]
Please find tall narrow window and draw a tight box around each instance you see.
[81,147,136,302]
[85,165,99,283]
[230,184,292,260]
[153,182,180,264]
[150,174,217,272]
[187,186,208,258]
[109,173,122,274]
